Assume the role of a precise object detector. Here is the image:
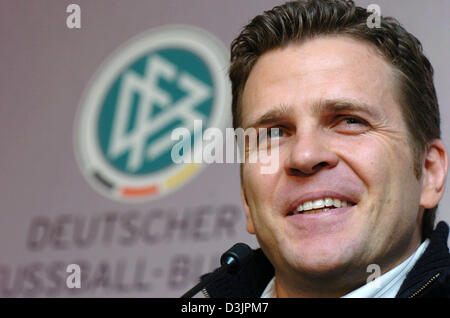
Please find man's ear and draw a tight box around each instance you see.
[241,187,256,235]
[420,139,449,209]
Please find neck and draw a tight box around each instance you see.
[274,269,365,298]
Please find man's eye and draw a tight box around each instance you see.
[268,127,284,138]
[333,116,370,133]
[343,117,365,125]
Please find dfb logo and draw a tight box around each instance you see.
[75,26,230,202]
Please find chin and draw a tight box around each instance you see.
[281,235,363,277]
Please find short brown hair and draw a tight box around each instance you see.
[229,0,441,239]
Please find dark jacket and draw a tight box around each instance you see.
[203,221,450,298]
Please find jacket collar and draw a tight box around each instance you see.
[396,221,450,298]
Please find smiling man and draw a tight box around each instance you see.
[201,0,450,298]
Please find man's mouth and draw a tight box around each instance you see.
[286,198,356,216]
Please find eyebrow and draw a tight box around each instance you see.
[244,104,293,129]
[244,98,382,128]
[312,98,382,120]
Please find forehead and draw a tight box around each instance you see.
[240,36,401,127]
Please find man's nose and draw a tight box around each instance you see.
[285,133,339,176]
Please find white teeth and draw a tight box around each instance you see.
[294,198,353,214]
[303,201,313,211]
[312,199,325,209]
[324,198,334,207]
[333,199,341,208]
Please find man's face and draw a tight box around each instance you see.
[240,36,426,287]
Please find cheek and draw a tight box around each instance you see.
[242,164,270,215]
[242,163,283,229]
[338,135,414,188]
[337,136,422,225]
[242,157,284,202]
